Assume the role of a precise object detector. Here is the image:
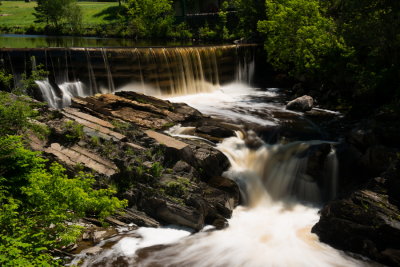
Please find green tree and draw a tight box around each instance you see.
[257,0,348,79]
[34,0,82,32]
[125,0,174,38]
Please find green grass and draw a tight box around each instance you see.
[0,1,120,27]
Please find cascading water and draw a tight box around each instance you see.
[70,81,371,266]
[2,45,255,108]
[71,131,365,267]
[35,80,87,109]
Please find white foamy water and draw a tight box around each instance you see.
[139,205,362,267]
[73,134,366,267]
[166,82,287,126]
[135,135,364,267]
[70,226,193,266]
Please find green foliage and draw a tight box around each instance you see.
[63,120,84,142]
[229,0,266,39]
[150,162,163,178]
[34,0,83,32]
[90,135,101,147]
[0,93,39,137]
[0,70,13,92]
[0,135,127,266]
[124,0,174,39]
[198,24,217,41]
[18,61,49,96]
[169,23,193,40]
[258,0,348,77]
[165,177,190,198]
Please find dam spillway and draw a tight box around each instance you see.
[0,45,257,108]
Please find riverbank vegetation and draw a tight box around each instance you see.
[0,76,127,265]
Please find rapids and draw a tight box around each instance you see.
[29,45,371,266]
[70,83,370,267]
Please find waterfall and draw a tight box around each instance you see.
[35,80,60,109]
[323,148,338,201]
[58,81,86,107]
[73,132,363,267]
[0,45,256,108]
[35,79,86,109]
[101,48,115,93]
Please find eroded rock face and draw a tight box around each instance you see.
[312,176,400,266]
[31,91,240,233]
[286,95,314,112]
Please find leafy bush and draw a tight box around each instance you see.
[63,120,84,142]
[0,92,39,137]
[150,162,163,178]
[165,177,190,198]
[0,70,13,92]
[0,135,127,266]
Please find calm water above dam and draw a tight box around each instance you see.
[0,34,194,48]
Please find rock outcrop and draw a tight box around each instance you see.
[31,91,240,233]
[286,95,314,112]
[312,161,400,266]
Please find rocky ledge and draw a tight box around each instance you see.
[29,91,243,251]
[312,155,400,266]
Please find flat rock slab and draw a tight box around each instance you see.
[145,130,188,150]
[45,143,118,176]
[63,107,114,129]
[63,112,126,141]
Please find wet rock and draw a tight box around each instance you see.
[173,160,193,173]
[197,125,235,138]
[312,188,400,266]
[84,246,103,256]
[286,95,313,112]
[212,217,229,230]
[190,145,230,180]
[207,176,240,209]
[244,130,264,149]
[113,208,160,228]
[92,231,108,243]
[140,197,204,230]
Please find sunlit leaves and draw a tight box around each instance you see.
[0,135,127,265]
[258,0,348,77]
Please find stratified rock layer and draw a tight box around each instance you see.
[31,91,240,231]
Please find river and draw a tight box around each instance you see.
[68,82,370,267]
[2,43,373,266]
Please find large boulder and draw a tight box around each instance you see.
[286,95,314,112]
[312,181,400,266]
